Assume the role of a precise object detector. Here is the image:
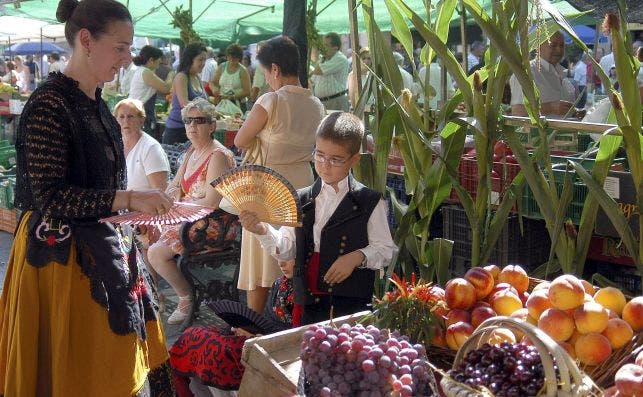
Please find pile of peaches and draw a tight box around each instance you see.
[436,264,642,368]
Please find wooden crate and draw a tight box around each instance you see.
[238,311,371,396]
[0,207,16,233]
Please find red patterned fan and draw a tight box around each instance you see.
[99,202,214,226]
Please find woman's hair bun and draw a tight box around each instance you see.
[56,0,80,23]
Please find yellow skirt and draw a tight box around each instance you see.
[0,213,169,396]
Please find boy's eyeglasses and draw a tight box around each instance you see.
[182,117,212,125]
[313,150,348,167]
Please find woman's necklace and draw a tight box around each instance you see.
[190,142,213,164]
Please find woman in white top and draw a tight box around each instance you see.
[129,45,172,135]
[347,47,374,110]
[114,98,170,295]
[210,43,251,113]
[0,61,18,86]
[234,36,325,313]
[12,56,30,94]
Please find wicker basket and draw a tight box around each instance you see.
[440,316,602,397]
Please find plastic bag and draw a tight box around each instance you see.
[215,99,242,116]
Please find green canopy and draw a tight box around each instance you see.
[0,0,590,44]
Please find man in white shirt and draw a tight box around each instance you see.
[393,52,419,98]
[510,31,576,117]
[200,47,218,91]
[418,60,455,109]
[599,50,614,93]
[573,52,588,108]
[467,40,485,73]
[48,53,65,74]
[311,32,350,111]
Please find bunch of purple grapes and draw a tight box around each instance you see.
[448,342,546,397]
[300,323,435,396]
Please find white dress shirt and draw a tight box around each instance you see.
[253,175,396,270]
[313,51,350,98]
[510,57,575,106]
[573,61,587,86]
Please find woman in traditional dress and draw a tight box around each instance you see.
[0,0,175,395]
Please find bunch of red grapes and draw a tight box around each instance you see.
[448,342,547,397]
[300,323,436,397]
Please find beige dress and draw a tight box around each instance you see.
[238,85,325,290]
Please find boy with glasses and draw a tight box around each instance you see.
[239,112,396,325]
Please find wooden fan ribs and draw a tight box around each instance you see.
[210,165,302,227]
[99,202,213,226]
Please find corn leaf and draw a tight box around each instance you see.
[427,238,453,286]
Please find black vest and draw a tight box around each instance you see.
[294,175,382,305]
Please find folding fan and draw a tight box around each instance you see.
[210,164,302,227]
[99,202,214,226]
[207,299,278,335]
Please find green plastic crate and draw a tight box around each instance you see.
[0,147,16,169]
[214,129,225,145]
[0,181,10,209]
[522,168,588,224]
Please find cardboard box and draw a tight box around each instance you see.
[595,171,639,239]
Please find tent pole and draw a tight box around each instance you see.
[348,0,362,121]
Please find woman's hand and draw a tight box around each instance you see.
[129,190,174,215]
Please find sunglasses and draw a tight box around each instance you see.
[182,117,212,125]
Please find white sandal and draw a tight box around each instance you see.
[167,294,193,325]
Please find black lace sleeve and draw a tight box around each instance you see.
[18,88,116,219]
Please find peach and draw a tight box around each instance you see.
[574,302,609,334]
[622,297,643,332]
[568,329,583,346]
[636,350,643,367]
[472,301,492,309]
[498,265,529,293]
[559,341,576,359]
[445,278,476,310]
[583,293,594,303]
[464,267,495,300]
[593,287,627,316]
[490,290,523,316]
[485,328,516,345]
[510,308,529,339]
[486,283,519,303]
[445,309,471,327]
[602,318,634,349]
[548,274,585,310]
[606,308,619,319]
[615,363,643,397]
[580,279,596,296]
[575,333,612,366]
[526,289,553,320]
[532,281,551,293]
[483,264,500,281]
[603,386,620,397]
[471,306,497,329]
[538,308,575,342]
[445,321,473,351]
[519,291,530,306]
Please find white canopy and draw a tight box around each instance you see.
[0,16,66,44]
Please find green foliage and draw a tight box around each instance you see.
[171,5,201,46]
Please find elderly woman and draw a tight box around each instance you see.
[114,98,170,191]
[148,97,235,325]
[234,36,325,313]
[210,43,251,113]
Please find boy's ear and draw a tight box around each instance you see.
[348,152,361,167]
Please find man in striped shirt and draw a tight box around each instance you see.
[311,32,350,111]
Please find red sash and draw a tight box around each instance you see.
[306,252,328,296]
[181,153,213,194]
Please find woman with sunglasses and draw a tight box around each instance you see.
[148,97,236,325]
[234,36,325,314]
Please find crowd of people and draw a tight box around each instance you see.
[0,0,642,395]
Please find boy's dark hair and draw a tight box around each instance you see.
[325,32,341,50]
[256,35,300,77]
[316,112,363,156]
[178,42,207,74]
[56,0,132,48]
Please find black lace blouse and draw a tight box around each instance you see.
[15,72,125,220]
